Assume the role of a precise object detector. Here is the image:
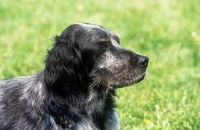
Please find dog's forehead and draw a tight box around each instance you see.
[78,23,113,36]
[78,23,119,40]
[75,23,121,48]
[78,23,103,29]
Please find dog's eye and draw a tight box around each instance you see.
[100,43,108,51]
[98,42,110,52]
[116,39,120,44]
[94,42,109,58]
[113,35,120,44]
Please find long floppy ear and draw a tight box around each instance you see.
[44,35,83,88]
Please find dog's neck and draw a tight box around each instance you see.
[44,79,116,129]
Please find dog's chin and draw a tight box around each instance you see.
[108,73,146,89]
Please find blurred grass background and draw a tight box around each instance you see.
[0,0,200,129]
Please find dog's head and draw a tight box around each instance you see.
[45,23,148,90]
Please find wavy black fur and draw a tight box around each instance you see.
[0,23,148,130]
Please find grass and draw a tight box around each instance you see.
[0,0,200,129]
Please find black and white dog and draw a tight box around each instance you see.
[0,23,149,130]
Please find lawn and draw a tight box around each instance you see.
[0,0,200,129]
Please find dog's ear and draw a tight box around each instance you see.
[44,35,83,87]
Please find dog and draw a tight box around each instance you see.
[0,23,149,130]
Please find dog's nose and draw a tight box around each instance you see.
[138,56,149,67]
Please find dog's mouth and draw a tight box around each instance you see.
[108,72,146,89]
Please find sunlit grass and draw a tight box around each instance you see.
[1,0,200,129]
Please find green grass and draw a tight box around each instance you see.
[1,0,200,129]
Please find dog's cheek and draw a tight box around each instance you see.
[97,51,126,71]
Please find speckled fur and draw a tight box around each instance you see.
[0,23,148,130]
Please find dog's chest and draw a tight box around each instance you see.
[49,112,100,130]
[49,93,106,130]
[87,93,105,115]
